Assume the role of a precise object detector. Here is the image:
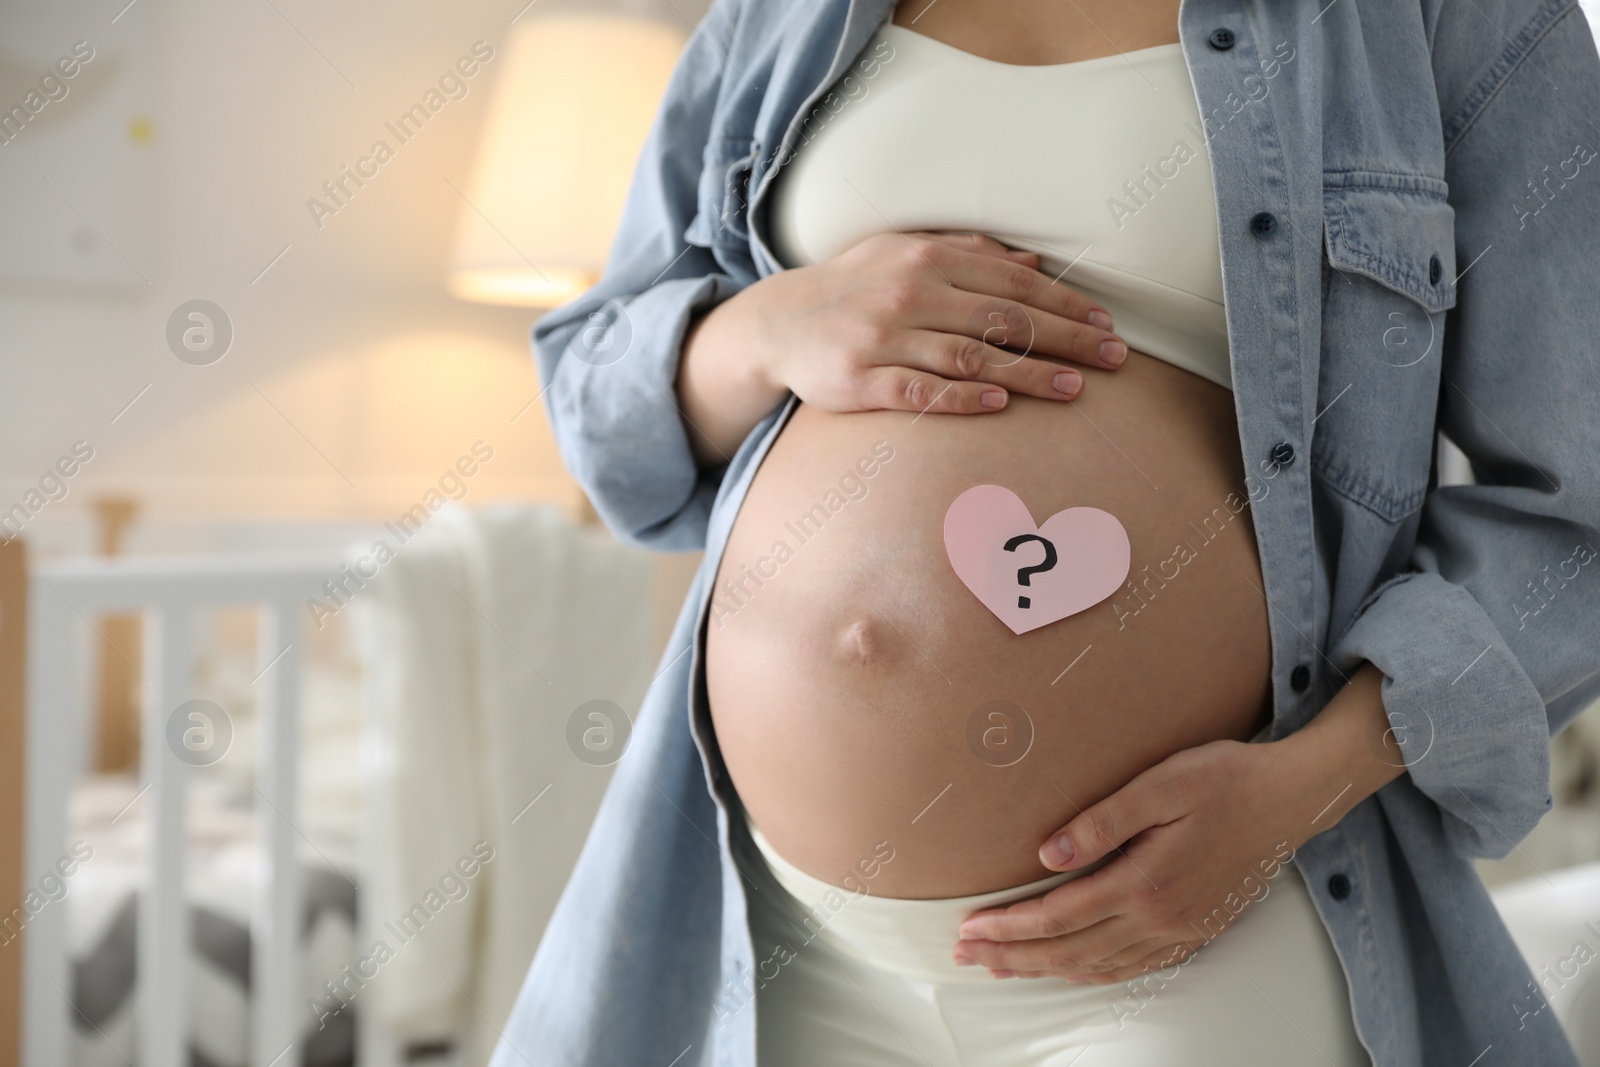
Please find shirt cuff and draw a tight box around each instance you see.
[539,272,745,551]
[1329,570,1552,859]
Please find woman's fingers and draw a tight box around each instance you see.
[862,366,1010,415]
[1040,764,1185,872]
[901,329,1083,402]
[910,230,1042,267]
[957,859,1136,944]
[921,283,1127,371]
[992,938,1168,983]
[953,913,1143,975]
[931,240,1112,329]
[960,908,1159,974]
[1061,934,1190,979]
[956,916,1189,980]
[1062,940,1206,985]
[905,232,1099,321]
[888,234,1122,364]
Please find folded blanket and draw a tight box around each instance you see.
[67,775,358,1067]
[357,502,653,1060]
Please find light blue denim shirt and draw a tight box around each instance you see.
[492,1,1600,1064]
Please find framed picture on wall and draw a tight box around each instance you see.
[0,3,155,290]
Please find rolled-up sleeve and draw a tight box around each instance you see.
[1332,1,1600,859]
[532,0,750,552]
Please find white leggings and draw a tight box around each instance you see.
[738,815,1372,1067]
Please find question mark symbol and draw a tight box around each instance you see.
[1003,534,1058,608]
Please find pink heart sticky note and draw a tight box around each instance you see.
[943,485,1131,635]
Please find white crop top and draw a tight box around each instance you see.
[769,23,1233,391]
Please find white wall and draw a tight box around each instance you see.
[0,0,709,560]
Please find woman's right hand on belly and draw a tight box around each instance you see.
[676,231,1129,462]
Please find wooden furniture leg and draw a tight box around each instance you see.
[0,537,27,1067]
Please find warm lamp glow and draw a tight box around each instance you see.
[448,14,687,308]
[448,266,596,308]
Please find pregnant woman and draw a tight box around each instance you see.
[495,0,1600,1065]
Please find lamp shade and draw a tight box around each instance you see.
[448,13,687,307]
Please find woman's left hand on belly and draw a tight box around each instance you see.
[950,665,1402,983]
[949,739,1299,982]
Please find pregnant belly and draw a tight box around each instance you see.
[705,351,1272,899]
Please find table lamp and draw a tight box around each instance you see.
[448,11,687,308]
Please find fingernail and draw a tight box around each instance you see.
[990,969,1017,980]
[1087,309,1113,330]
[1098,339,1127,367]
[1040,833,1075,869]
[980,390,1007,409]
[953,951,976,966]
[1052,370,1082,397]
[1064,976,1091,985]
[958,922,984,940]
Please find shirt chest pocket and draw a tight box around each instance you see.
[685,135,759,254]
[1314,176,1459,523]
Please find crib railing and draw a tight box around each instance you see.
[25,556,334,1067]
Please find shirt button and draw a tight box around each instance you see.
[1208,27,1237,50]
[1328,873,1352,901]
[1270,440,1296,467]
[1429,254,1443,285]
[1249,211,1278,237]
[1290,664,1312,692]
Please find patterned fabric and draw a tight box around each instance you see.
[71,867,357,1067]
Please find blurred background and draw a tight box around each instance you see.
[0,0,710,538]
[1,0,1598,1065]
[0,0,708,1064]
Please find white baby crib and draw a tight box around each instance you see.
[22,553,335,1067]
[11,501,661,1067]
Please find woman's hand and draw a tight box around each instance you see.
[952,664,1402,982]
[742,230,1127,413]
[677,230,1126,461]
[950,739,1306,982]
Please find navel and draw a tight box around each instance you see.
[837,617,891,668]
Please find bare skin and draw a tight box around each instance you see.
[892,0,1183,65]
[681,0,1406,979]
[708,352,1271,898]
